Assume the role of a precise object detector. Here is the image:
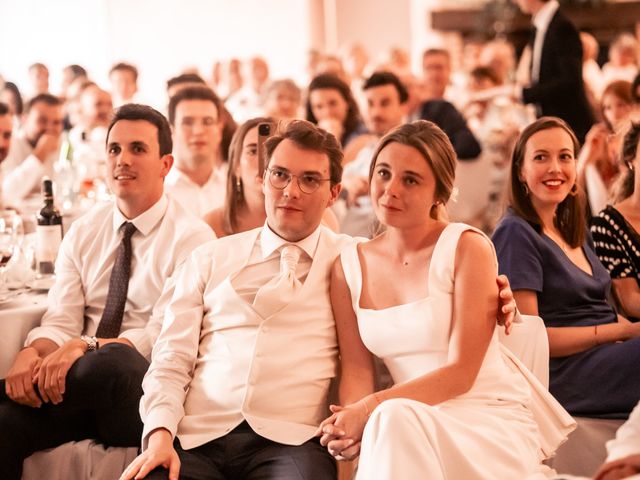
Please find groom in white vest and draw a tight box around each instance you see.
[122,120,350,480]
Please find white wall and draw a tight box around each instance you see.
[0,0,313,107]
[334,0,412,64]
[0,0,461,107]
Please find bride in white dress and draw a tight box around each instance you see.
[317,120,574,479]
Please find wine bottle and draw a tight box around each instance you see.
[36,178,63,275]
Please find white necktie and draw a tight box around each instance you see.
[252,244,302,318]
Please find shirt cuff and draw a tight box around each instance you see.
[606,444,640,463]
[141,409,179,450]
[119,328,152,360]
[24,327,68,349]
[2,154,46,201]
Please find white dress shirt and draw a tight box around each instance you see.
[338,142,377,238]
[531,0,560,84]
[1,131,58,203]
[140,223,354,449]
[606,401,640,462]
[164,163,228,217]
[25,194,215,359]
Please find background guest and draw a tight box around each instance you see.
[263,79,301,121]
[165,86,226,216]
[493,116,640,419]
[204,117,338,237]
[514,0,594,143]
[305,73,366,149]
[592,123,640,320]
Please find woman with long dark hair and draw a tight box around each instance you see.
[493,117,640,418]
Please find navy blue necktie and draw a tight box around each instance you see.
[96,222,137,338]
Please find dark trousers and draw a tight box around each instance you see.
[0,343,149,480]
[147,421,336,480]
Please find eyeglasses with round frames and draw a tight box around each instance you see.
[265,167,331,194]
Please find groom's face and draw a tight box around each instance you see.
[263,139,339,242]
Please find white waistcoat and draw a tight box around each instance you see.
[177,227,353,449]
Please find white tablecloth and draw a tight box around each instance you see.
[0,291,47,377]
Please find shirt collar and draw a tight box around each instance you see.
[533,0,559,31]
[259,222,322,260]
[166,164,225,188]
[112,194,168,237]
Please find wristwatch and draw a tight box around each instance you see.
[80,335,99,353]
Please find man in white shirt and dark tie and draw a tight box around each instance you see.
[164,86,227,217]
[0,104,215,480]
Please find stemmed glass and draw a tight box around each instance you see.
[0,209,24,293]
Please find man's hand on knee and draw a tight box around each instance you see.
[120,428,180,480]
[36,338,87,405]
[5,347,43,407]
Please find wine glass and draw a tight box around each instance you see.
[0,209,23,291]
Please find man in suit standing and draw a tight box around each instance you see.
[515,0,594,142]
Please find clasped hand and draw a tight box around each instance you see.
[5,339,86,407]
[315,401,369,461]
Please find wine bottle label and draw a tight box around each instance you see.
[36,225,63,263]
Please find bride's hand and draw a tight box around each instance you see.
[316,405,364,460]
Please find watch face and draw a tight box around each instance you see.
[81,335,96,351]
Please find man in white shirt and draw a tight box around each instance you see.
[1,93,64,203]
[68,83,113,146]
[27,63,50,97]
[110,63,140,108]
[122,120,348,480]
[67,83,114,181]
[225,56,271,123]
[338,72,408,237]
[0,104,215,480]
[594,401,640,479]
[165,86,227,217]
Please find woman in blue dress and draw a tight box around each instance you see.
[493,116,640,419]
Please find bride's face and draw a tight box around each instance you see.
[370,141,437,228]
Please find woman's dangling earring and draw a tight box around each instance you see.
[430,200,441,219]
[235,177,243,193]
[569,183,578,197]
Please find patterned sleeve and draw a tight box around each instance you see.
[591,211,634,279]
[492,215,544,293]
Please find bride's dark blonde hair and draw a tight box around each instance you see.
[368,120,457,220]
